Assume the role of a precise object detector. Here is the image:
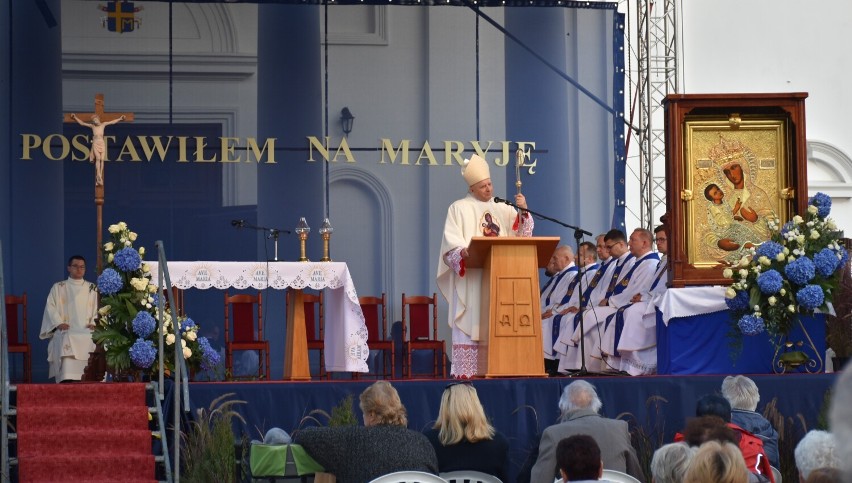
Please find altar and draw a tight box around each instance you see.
[655,286,826,375]
[150,261,369,378]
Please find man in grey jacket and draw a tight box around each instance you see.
[530,380,644,483]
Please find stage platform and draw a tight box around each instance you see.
[186,373,838,482]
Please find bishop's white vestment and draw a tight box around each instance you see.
[437,194,533,378]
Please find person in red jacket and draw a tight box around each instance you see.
[674,395,774,483]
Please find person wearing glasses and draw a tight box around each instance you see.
[599,224,669,375]
[39,255,98,382]
[575,228,659,373]
[295,381,438,482]
[424,382,509,481]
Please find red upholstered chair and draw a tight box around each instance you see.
[224,291,270,380]
[5,293,31,383]
[401,293,446,379]
[302,292,327,380]
[356,293,394,379]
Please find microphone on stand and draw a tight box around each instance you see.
[231,219,245,228]
[493,196,516,207]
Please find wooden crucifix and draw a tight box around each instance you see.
[64,93,134,273]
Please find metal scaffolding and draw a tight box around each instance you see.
[624,0,679,231]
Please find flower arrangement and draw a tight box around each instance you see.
[93,221,221,377]
[724,193,848,346]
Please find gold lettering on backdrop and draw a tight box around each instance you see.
[307,136,330,162]
[246,137,276,164]
[221,137,241,163]
[444,141,465,166]
[137,136,173,162]
[380,138,411,165]
[19,133,539,171]
[116,136,142,162]
[415,141,439,166]
[71,135,91,161]
[43,134,70,161]
[20,134,40,160]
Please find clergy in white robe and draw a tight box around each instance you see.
[437,154,533,378]
[591,229,659,372]
[603,226,669,375]
[540,246,577,373]
[39,256,98,382]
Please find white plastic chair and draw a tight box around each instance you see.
[440,470,503,483]
[601,469,641,483]
[770,465,782,483]
[368,471,450,483]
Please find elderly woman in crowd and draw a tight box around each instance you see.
[295,381,438,483]
[423,381,509,481]
[684,441,750,483]
[651,442,697,483]
[721,375,780,468]
[794,430,840,483]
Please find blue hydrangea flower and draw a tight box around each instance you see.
[796,284,825,310]
[757,270,783,294]
[785,257,815,285]
[150,293,160,307]
[97,268,123,295]
[838,247,849,270]
[814,248,840,278]
[725,290,750,311]
[780,221,797,237]
[755,241,784,260]
[180,317,197,331]
[114,247,142,272]
[129,338,157,368]
[738,314,765,336]
[132,311,156,338]
[198,337,222,371]
[809,192,832,218]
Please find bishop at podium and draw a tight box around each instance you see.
[436,154,534,378]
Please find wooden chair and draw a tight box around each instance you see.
[401,293,445,379]
[224,291,270,380]
[5,293,31,383]
[163,286,185,317]
[302,291,327,379]
[356,293,394,379]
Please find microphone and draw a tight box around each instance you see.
[493,196,514,207]
[231,219,245,228]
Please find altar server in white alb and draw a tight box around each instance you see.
[437,154,534,378]
[40,255,98,382]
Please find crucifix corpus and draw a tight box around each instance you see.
[63,93,134,273]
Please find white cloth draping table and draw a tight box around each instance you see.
[149,261,369,374]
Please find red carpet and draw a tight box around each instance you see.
[15,383,157,483]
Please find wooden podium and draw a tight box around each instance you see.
[466,236,559,377]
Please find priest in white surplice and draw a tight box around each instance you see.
[600,225,669,375]
[40,255,98,382]
[437,154,533,378]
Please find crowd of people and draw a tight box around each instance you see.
[287,374,850,483]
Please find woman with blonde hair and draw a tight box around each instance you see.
[424,382,509,481]
[684,440,750,483]
[295,381,438,483]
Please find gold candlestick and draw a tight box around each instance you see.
[319,218,333,262]
[295,217,310,262]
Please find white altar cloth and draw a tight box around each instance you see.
[150,261,368,373]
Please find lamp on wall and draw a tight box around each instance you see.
[340,107,355,137]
